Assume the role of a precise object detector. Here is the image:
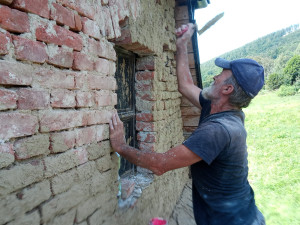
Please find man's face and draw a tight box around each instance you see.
[202,69,232,100]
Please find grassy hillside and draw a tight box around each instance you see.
[244,91,300,225]
[200,25,300,87]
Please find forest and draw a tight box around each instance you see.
[200,24,300,95]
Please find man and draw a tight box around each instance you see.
[109,24,265,225]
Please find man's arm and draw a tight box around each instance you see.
[176,23,201,108]
[109,113,202,175]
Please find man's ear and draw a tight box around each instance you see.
[222,84,234,95]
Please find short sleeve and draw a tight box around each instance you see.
[199,92,211,123]
[183,122,230,165]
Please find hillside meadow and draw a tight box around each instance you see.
[244,91,300,225]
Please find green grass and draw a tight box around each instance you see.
[244,90,300,225]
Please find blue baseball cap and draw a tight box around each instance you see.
[215,58,265,98]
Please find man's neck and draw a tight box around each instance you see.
[210,99,239,114]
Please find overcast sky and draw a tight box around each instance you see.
[195,0,300,63]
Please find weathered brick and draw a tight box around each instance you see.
[0,181,49,224]
[82,110,112,126]
[0,60,33,86]
[0,160,44,196]
[87,75,117,90]
[51,167,77,195]
[35,69,75,89]
[39,110,82,132]
[57,0,95,20]
[13,36,48,63]
[72,52,94,71]
[81,17,101,40]
[136,121,155,132]
[47,46,74,68]
[136,112,154,122]
[136,71,155,81]
[0,112,38,140]
[86,140,111,160]
[50,130,76,153]
[76,91,94,107]
[0,31,11,55]
[137,132,157,142]
[94,91,114,107]
[17,88,49,110]
[47,208,76,225]
[88,38,116,60]
[102,6,115,39]
[42,181,90,223]
[0,5,30,33]
[51,89,76,108]
[136,56,155,71]
[95,155,111,172]
[0,143,14,169]
[135,81,153,92]
[44,147,88,178]
[50,3,75,28]
[76,126,97,147]
[74,73,86,89]
[109,5,121,38]
[0,88,17,110]
[96,124,109,142]
[36,23,83,51]
[94,58,115,75]
[14,134,50,160]
[138,141,155,151]
[12,0,50,19]
[74,13,82,31]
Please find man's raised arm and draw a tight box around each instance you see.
[176,23,201,108]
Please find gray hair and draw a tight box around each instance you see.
[223,75,252,108]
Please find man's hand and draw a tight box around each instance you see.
[175,23,197,46]
[109,112,126,153]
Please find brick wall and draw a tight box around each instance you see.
[0,0,190,224]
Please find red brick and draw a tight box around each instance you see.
[0,31,11,55]
[88,38,116,60]
[0,5,30,33]
[138,142,155,151]
[0,0,13,5]
[102,6,115,39]
[17,88,49,110]
[50,3,75,28]
[50,130,76,153]
[0,88,17,110]
[39,111,82,132]
[51,89,76,108]
[82,110,112,126]
[72,52,94,71]
[76,126,97,147]
[74,73,85,89]
[0,60,33,86]
[36,24,83,51]
[0,112,38,140]
[136,71,155,81]
[0,142,14,169]
[87,75,116,90]
[113,26,132,45]
[81,17,101,40]
[47,46,74,68]
[136,56,155,71]
[94,58,115,75]
[94,91,113,107]
[74,13,82,31]
[13,36,48,63]
[35,69,75,89]
[121,178,135,199]
[12,0,50,18]
[135,81,152,92]
[109,5,121,38]
[96,124,109,142]
[136,121,155,132]
[137,132,156,142]
[57,0,95,20]
[136,92,156,101]
[136,113,153,122]
[76,91,94,108]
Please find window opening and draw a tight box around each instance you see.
[114,47,137,177]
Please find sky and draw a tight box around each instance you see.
[195,0,300,63]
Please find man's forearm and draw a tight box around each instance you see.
[118,144,165,175]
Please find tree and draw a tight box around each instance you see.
[283,55,300,85]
